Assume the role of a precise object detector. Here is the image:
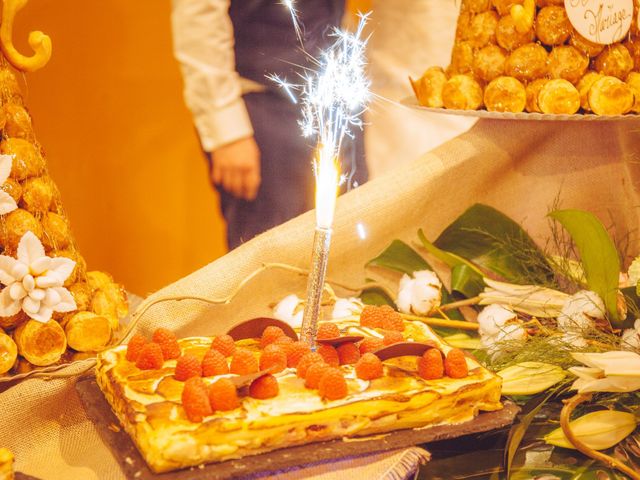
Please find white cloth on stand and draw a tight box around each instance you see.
[365,0,476,178]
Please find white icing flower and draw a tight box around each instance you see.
[477,304,517,338]
[0,154,18,215]
[621,319,640,351]
[273,294,304,328]
[0,231,77,323]
[396,270,442,316]
[332,297,363,319]
[557,290,605,333]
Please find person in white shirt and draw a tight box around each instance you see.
[171,0,367,249]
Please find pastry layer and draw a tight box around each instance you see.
[96,320,502,473]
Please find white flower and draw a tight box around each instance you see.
[0,154,17,215]
[0,231,76,323]
[332,297,363,319]
[482,323,528,356]
[477,304,517,338]
[557,290,605,333]
[273,294,304,328]
[396,270,442,316]
[569,351,640,393]
[621,319,640,351]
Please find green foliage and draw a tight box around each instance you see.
[434,204,554,285]
[359,286,396,308]
[366,239,428,274]
[549,210,621,327]
[417,229,484,298]
[365,239,464,319]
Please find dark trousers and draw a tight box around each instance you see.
[210,91,367,250]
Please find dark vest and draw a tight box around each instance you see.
[229,0,344,87]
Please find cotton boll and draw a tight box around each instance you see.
[621,319,640,351]
[396,270,442,316]
[483,323,528,357]
[273,294,304,328]
[332,297,363,319]
[477,304,517,337]
[557,290,605,333]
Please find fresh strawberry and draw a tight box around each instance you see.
[211,334,236,357]
[152,328,181,360]
[355,352,384,380]
[318,368,348,400]
[208,377,239,411]
[175,354,202,381]
[381,310,404,332]
[444,348,468,378]
[135,342,164,370]
[259,344,287,373]
[359,305,387,328]
[126,333,147,362]
[359,337,384,354]
[201,348,229,376]
[182,377,212,422]
[296,352,324,378]
[382,330,404,346]
[317,322,340,340]
[304,362,331,389]
[230,348,259,375]
[418,348,444,380]
[249,374,279,399]
[317,344,340,367]
[260,326,286,349]
[336,342,360,365]
[286,341,311,367]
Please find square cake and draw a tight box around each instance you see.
[96,316,502,473]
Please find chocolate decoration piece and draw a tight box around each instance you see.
[316,335,364,346]
[373,342,439,361]
[229,367,274,388]
[226,318,298,342]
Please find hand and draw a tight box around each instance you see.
[211,136,261,201]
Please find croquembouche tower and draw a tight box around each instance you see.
[412,0,640,115]
[0,0,128,376]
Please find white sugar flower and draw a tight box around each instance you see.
[557,290,605,333]
[569,351,640,393]
[332,297,363,319]
[396,270,442,316]
[273,294,304,328]
[0,231,76,323]
[0,154,18,214]
[621,319,640,351]
[477,304,517,338]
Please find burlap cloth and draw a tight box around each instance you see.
[1,117,639,479]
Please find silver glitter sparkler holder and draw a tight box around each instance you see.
[300,226,332,347]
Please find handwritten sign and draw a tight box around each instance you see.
[565,0,633,45]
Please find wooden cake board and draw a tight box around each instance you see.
[76,375,519,479]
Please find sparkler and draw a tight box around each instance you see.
[272,9,371,346]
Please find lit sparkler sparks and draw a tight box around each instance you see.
[279,0,304,46]
[271,10,371,346]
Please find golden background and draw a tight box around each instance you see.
[13,0,369,296]
[15,0,226,296]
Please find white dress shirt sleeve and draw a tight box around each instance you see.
[171,0,254,152]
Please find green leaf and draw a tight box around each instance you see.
[360,286,396,308]
[549,209,621,326]
[417,229,485,298]
[442,333,482,350]
[434,204,553,285]
[366,240,464,320]
[451,263,485,298]
[504,386,564,477]
[366,239,428,275]
[498,362,566,396]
